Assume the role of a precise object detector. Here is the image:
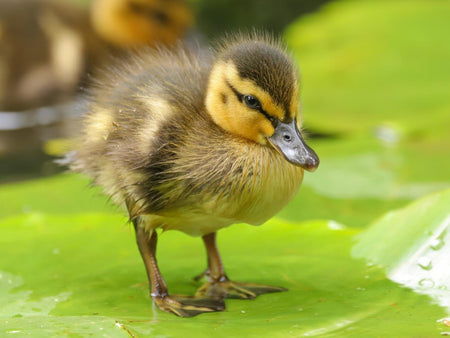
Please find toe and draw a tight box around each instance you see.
[154,295,225,317]
[196,281,287,300]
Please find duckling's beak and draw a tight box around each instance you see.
[268,119,319,172]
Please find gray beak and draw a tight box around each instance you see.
[268,119,319,172]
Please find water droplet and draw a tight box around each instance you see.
[328,220,345,230]
[417,256,432,270]
[418,278,435,288]
[241,310,246,314]
[437,317,450,325]
[430,238,445,250]
[438,285,448,291]
[374,125,400,144]
[441,331,450,336]
[356,287,366,291]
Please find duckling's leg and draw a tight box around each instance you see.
[133,220,225,317]
[196,232,287,300]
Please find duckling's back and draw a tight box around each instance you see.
[73,45,215,212]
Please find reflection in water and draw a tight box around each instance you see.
[0,100,82,183]
[0,101,79,131]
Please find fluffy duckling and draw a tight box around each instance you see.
[71,33,319,317]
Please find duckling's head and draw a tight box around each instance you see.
[91,0,192,48]
[205,36,319,171]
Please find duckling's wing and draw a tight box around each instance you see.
[71,44,215,218]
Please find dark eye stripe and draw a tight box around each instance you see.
[128,2,170,25]
[226,81,277,127]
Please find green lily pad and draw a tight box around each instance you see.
[285,1,450,137]
[1,209,448,336]
[279,134,450,226]
[0,174,116,220]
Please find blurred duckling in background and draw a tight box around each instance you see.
[0,0,192,111]
[0,0,91,111]
[71,32,319,317]
[91,0,193,48]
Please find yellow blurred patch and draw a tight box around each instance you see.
[43,138,76,156]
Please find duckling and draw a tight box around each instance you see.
[70,32,319,317]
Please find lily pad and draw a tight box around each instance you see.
[279,134,450,226]
[285,1,450,137]
[0,174,116,220]
[1,208,448,336]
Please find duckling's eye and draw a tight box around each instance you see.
[243,95,261,110]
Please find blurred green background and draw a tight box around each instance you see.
[1,0,449,336]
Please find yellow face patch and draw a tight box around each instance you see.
[205,61,299,144]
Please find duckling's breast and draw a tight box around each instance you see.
[237,153,304,226]
[141,124,305,235]
[137,138,304,236]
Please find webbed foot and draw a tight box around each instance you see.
[153,294,225,317]
[196,279,287,300]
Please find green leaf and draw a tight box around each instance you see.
[0,174,116,220]
[279,134,450,227]
[285,1,450,137]
[1,211,447,336]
